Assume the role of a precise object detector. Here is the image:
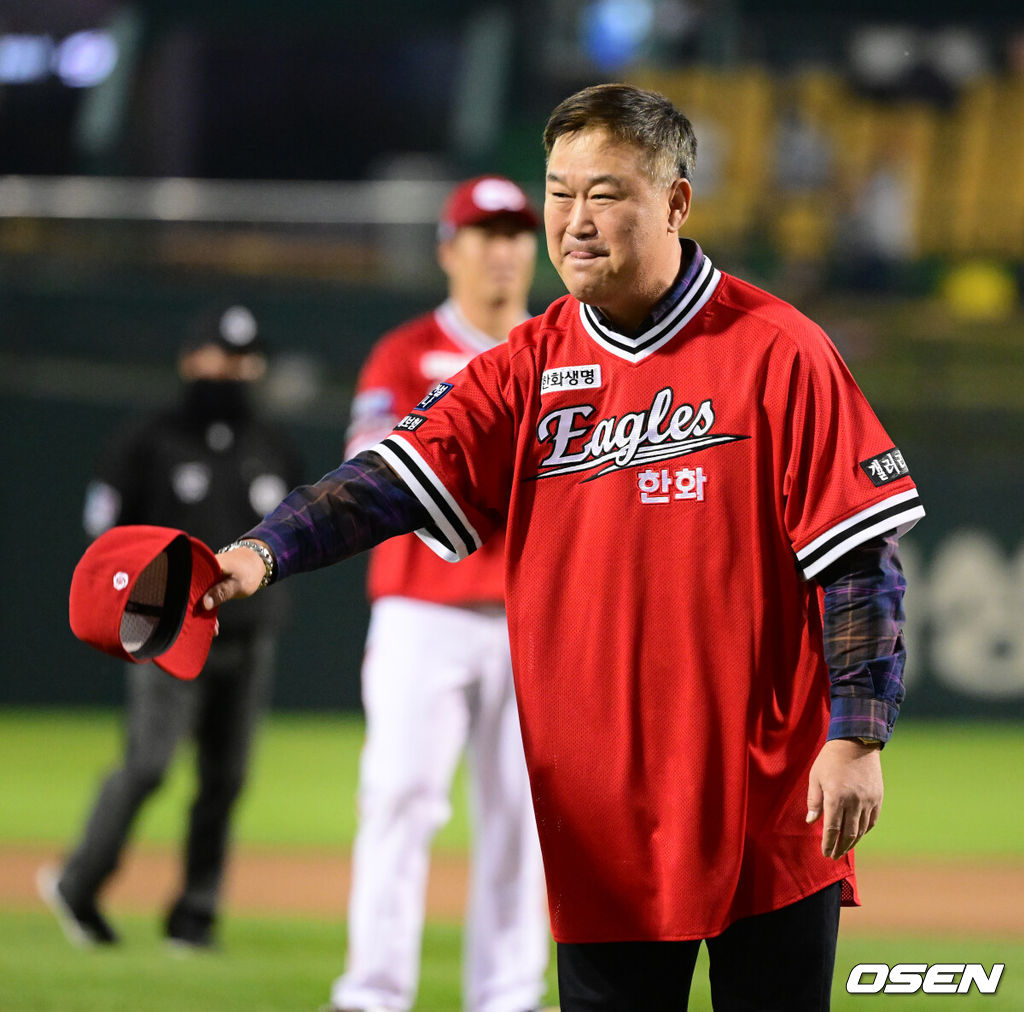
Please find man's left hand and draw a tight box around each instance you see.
[806,738,883,860]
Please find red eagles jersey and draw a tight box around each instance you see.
[373,255,925,942]
[347,299,509,605]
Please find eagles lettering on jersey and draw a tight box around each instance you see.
[532,386,748,481]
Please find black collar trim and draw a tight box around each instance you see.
[578,255,721,363]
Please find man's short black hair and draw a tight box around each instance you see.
[543,83,697,185]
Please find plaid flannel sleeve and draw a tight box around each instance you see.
[819,533,908,744]
[243,450,430,581]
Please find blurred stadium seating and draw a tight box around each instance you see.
[629,63,1024,263]
[5,60,1023,288]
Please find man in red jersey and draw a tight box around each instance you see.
[327,177,550,1012]
[208,85,923,1011]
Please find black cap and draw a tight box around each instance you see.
[181,304,265,356]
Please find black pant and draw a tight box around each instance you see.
[557,882,841,1011]
[59,632,274,920]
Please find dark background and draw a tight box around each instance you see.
[2,0,1022,715]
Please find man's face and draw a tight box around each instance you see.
[544,127,690,331]
[439,217,537,309]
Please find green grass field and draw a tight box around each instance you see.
[1,708,1021,1010]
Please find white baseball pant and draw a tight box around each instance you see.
[330,596,550,1012]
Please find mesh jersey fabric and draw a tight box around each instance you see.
[373,264,923,942]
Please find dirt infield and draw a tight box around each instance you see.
[4,845,1023,937]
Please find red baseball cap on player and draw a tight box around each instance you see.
[438,175,540,240]
[69,525,220,680]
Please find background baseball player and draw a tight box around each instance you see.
[39,305,302,950]
[205,84,924,1010]
[326,177,550,1012]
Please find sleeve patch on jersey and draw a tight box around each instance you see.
[860,447,911,487]
[395,413,428,432]
[540,364,602,394]
[415,381,453,411]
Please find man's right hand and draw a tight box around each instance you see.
[202,544,270,611]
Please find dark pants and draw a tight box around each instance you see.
[557,882,842,1012]
[59,632,274,920]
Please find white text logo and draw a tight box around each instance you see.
[846,963,1004,995]
[533,386,745,481]
[540,364,602,394]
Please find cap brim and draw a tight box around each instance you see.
[154,538,220,680]
[479,208,540,230]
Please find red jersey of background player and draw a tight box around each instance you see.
[346,298,521,606]
[374,247,925,943]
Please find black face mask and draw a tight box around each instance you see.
[182,379,253,424]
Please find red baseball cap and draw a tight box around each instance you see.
[438,175,540,240]
[69,525,221,680]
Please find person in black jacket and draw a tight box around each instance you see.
[38,304,302,951]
